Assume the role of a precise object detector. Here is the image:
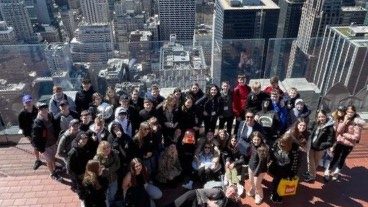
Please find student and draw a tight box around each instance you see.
[304,109,335,183]
[219,81,234,134]
[81,160,109,207]
[94,141,120,207]
[18,95,40,170]
[232,74,251,133]
[49,86,76,116]
[247,132,269,205]
[75,78,95,115]
[166,185,239,207]
[325,105,365,181]
[32,102,62,181]
[269,133,301,204]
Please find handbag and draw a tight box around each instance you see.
[277,176,299,196]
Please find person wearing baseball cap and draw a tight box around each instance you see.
[18,95,41,170]
[32,100,62,181]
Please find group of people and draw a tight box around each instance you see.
[17,76,365,207]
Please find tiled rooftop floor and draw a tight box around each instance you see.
[0,131,367,207]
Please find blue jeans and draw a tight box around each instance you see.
[107,180,118,206]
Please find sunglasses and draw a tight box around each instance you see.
[246,116,254,118]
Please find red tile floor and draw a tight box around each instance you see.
[0,130,367,207]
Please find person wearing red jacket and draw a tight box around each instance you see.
[232,74,251,133]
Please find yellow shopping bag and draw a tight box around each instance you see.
[277,176,299,196]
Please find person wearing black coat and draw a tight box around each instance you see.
[129,89,144,113]
[155,95,180,146]
[75,79,95,115]
[268,133,301,204]
[67,132,95,194]
[32,103,61,181]
[187,83,206,128]
[107,123,137,198]
[247,81,270,114]
[202,84,223,134]
[177,96,200,135]
[219,81,234,134]
[18,95,40,170]
[305,110,335,182]
[138,98,157,123]
[81,160,109,207]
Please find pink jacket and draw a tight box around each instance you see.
[336,118,364,147]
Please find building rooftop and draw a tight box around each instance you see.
[219,0,279,10]
[334,26,368,43]
[341,6,367,12]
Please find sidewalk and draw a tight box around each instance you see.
[0,131,367,207]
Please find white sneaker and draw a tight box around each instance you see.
[223,176,229,186]
[332,168,341,181]
[255,194,263,205]
[182,180,193,190]
[237,183,244,196]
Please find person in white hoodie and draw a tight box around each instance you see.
[109,108,132,138]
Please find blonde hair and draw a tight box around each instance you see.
[251,81,261,90]
[96,140,110,156]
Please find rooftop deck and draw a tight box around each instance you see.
[0,130,367,207]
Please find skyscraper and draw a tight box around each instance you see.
[72,0,113,63]
[287,0,342,78]
[340,6,367,26]
[211,0,279,84]
[158,0,195,40]
[34,0,55,24]
[0,21,16,44]
[313,26,368,95]
[0,0,35,42]
[276,0,305,38]
[80,0,109,24]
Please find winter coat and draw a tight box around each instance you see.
[270,102,289,133]
[236,121,265,156]
[177,106,198,131]
[32,113,59,153]
[309,118,335,151]
[49,93,76,116]
[94,150,121,183]
[82,176,109,207]
[145,92,165,108]
[247,92,270,114]
[75,86,95,114]
[336,117,365,147]
[224,145,245,167]
[67,140,95,176]
[232,84,251,118]
[220,90,233,118]
[54,110,79,131]
[248,144,269,176]
[289,105,311,124]
[18,106,38,137]
[269,142,301,178]
[156,150,182,183]
[57,130,78,159]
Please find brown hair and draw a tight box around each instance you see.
[277,133,293,152]
[133,122,151,147]
[83,160,102,189]
[129,158,149,186]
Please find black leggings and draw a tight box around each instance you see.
[329,143,353,170]
[219,116,234,134]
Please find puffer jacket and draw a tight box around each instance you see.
[336,117,365,147]
[309,118,335,151]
